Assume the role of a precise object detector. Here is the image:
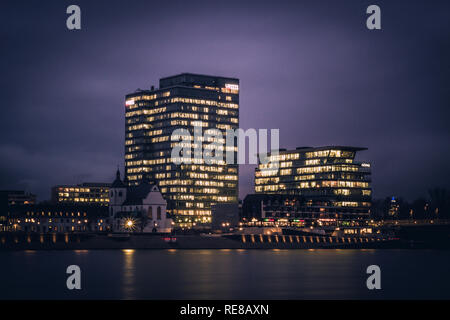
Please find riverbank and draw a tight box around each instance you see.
[0,232,408,250]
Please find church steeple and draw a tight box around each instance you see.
[111,168,126,188]
[109,168,127,217]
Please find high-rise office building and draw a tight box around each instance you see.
[254,146,371,219]
[124,73,239,226]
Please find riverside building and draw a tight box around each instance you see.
[0,190,36,206]
[124,73,239,226]
[51,183,110,206]
[1,204,109,233]
[254,146,371,219]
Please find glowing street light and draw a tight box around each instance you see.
[123,218,137,231]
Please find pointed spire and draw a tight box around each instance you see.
[116,166,121,180]
[111,167,125,188]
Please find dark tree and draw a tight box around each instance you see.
[428,188,450,219]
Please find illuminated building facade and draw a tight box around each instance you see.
[51,183,110,206]
[124,73,239,226]
[254,146,371,219]
[2,204,109,233]
[109,169,172,233]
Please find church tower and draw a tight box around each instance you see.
[109,169,127,217]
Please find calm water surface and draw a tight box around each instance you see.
[1,249,449,299]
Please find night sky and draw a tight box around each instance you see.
[0,0,449,202]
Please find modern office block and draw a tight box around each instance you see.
[254,146,371,219]
[124,73,239,226]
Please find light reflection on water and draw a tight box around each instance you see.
[74,250,89,255]
[0,249,449,299]
[122,249,136,299]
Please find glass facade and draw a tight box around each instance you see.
[124,73,239,226]
[254,147,371,219]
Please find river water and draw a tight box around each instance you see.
[1,249,449,299]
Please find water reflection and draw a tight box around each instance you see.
[122,249,136,299]
[1,249,449,299]
[74,250,89,255]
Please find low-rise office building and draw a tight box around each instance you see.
[1,204,110,233]
[242,194,305,220]
[51,183,110,206]
[211,203,239,231]
[0,190,36,206]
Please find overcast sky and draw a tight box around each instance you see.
[0,0,449,201]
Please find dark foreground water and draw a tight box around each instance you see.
[1,249,449,299]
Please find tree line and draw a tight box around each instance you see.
[372,188,450,220]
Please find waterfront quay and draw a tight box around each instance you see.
[0,231,401,250]
[1,219,449,250]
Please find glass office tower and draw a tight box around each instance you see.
[124,73,239,226]
[254,146,371,219]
